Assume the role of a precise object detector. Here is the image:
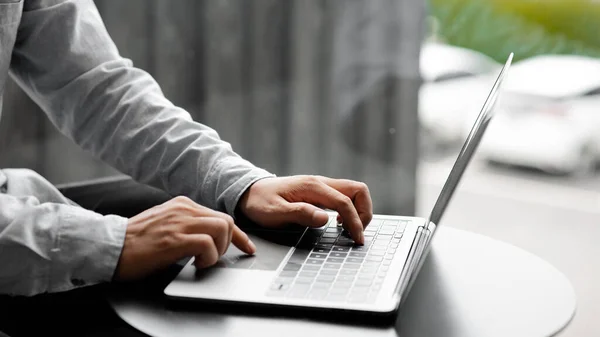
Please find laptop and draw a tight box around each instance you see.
[164,53,514,315]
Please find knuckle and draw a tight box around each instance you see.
[222,214,235,227]
[303,175,320,185]
[157,230,181,250]
[173,195,192,204]
[290,203,309,215]
[215,218,230,234]
[337,195,353,208]
[356,181,369,192]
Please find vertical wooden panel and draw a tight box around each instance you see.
[247,0,291,174]
[288,0,326,175]
[328,0,423,214]
[202,0,246,155]
[315,0,335,176]
[328,0,368,180]
[153,0,205,120]
[95,0,153,72]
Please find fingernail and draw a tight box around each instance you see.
[247,239,256,255]
[359,232,365,245]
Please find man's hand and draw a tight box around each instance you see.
[115,196,255,281]
[237,176,373,244]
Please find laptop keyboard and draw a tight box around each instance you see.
[266,217,409,304]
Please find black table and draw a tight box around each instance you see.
[0,177,577,337]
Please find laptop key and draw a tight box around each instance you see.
[309,253,327,259]
[379,229,395,235]
[327,257,345,264]
[389,243,399,249]
[279,270,298,277]
[369,251,385,256]
[326,294,347,302]
[325,227,342,233]
[323,263,341,270]
[312,282,331,289]
[339,269,357,276]
[346,257,363,264]
[330,252,347,258]
[319,238,336,244]
[349,252,366,258]
[333,281,353,289]
[315,244,333,250]
[302,265,321,271]
[295,277,313,284]
[332,246,350,252]
[371,245,386,251]
[342,263,360,270]
[319,269,338,275]
[382,260,392,266]
[384,254,395,260]
[336,275,355,282]
[299,271,318,278]
[329,287,349,295]
[383,220,399,227]
[306,259,324,265]
[322,232,339,239]
[354,279,373,287]
[283,263,302,271]
[367,256,383,263]
[351,246,367,252]
[316,275,335,283]
[360,267,377,275]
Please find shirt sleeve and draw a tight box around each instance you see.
[0,187,127,297]
[9,0,274,216]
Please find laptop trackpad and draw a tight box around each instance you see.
[214,229,304,271]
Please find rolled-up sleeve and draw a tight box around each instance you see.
[9,0,273,216]
[0,174,127,296]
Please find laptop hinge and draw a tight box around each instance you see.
[393,224,431,303]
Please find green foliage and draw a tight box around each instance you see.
[428,0,600,62]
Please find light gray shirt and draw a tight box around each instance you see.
[0,0,272,296]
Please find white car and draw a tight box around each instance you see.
[419,42,501,145]
[469,54,600,176]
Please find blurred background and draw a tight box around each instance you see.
[0,0,598,335]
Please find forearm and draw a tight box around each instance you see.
[0,193,127,296]
[10,0,273,215]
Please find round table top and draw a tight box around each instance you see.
[109,227,576,337]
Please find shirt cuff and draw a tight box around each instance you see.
[222,168,275,217]
[49,209,128,292]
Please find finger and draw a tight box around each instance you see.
[299,180,364,244]
[316,177,373,227]
[184,234,220,269]
[265,201,330,228]
[231,225,256,255]
[183,217,231,256]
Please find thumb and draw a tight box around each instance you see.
[284,202,330,228]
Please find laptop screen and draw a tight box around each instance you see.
[400,53,513,300]
[427,52,513,228]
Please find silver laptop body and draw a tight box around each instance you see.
[164,53,514,315]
